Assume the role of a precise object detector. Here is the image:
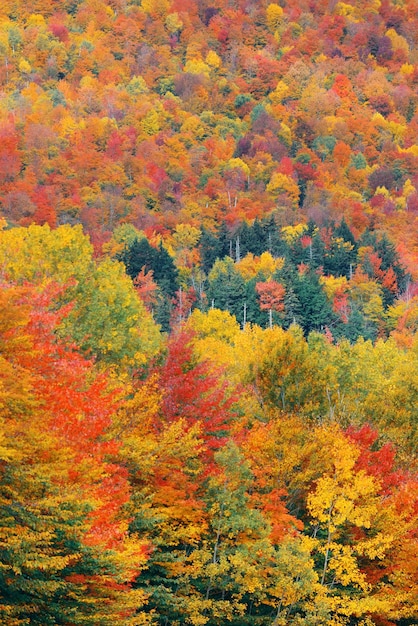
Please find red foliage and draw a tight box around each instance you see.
[331,74,354,99]
[8,282,131,548]
[278,156,294,176]
[256,280,285,312]
[0,124,21,184]
[156,329,238,455]
[133,266,159,311]
[346,424,403,494]
[49,20,69,42]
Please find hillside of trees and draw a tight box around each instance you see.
[0,0,417,624]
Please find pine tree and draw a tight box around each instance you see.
[200,226,224,274]
[333,218,357,248]
[207,257,246,324]
[294,270,335,334]
[251,218,269,255]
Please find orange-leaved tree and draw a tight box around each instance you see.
[0,281,150,625]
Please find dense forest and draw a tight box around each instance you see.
[0,0,417,624]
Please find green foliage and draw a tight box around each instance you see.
[62,257,161,366]
[293,270,335,334]
[0,224,161,367]
[207,257,247,324]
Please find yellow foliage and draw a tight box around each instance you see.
[226,157,250,176]
[349,275,385,324]
[266,3,284,32]
[400,62,414,75]
[320,275,348,300]
[386,119,407,142]
[236,251,284,281]
[0,224,93,283]
[188,308,240,345]
[141,108,160,136]
[27,13,46,27]
[335,2,359,19]
[165,12,183,33]
[375,185,390,197]
[180,115,207,139]
[269,80,289,105]
[206,50,221,69]
[186,309,240,370]
[171,223,201,251]
[278,122,292,146]
[386,28,409,54]
[372,112,407,143]
[18,58,31,74]
[184,57,211,76]
[267,172,300,206]
[402,178,415,198]
[126,75,149,95]
[141,0,169,17]
[307,426,387,608]
[60,114,85,137]
[371,111,385,125]
[398,144,418,156]
[281,223,308,244]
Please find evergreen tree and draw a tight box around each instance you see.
[217,221,233,259]
[251,218,269,256]
[244,277,269,327]
[262,215,288,258]
[293,270,335,334]
[236,221,252,259]
[375,233,409,292]
[281,284,304,329]
[118,236,156,280]
[118,237,178,298]
[333,218,357,248]
[323,236,356,277]
[118,237,178,331]
[335,308,378,343]
[287,232,324,269]
[274,262,304,329]
[207,257,246,324]
[199,227,224,274]
[154,241,179,298]
[359,231,409,306]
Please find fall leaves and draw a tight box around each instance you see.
[0,0,417,622]
[1,222,417,625]
[0,0,416,275]
[0,283,149,625]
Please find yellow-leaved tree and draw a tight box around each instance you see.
[0,224,161,367]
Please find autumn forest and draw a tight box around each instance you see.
[0,0,417,624]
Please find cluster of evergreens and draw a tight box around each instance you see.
[117,217,409,340]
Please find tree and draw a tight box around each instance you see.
[62,257,161,367]
[247,326,336,418]
[293,269,335,335]
[0,224,161,368]
[118,236,179,330]
[155,329,238,455]
[207,257,246,325]
[0,124,22,184]
[199,226,225,274]
[307,423,418,624]
[0,282,150,625]
[256,280,285,328]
